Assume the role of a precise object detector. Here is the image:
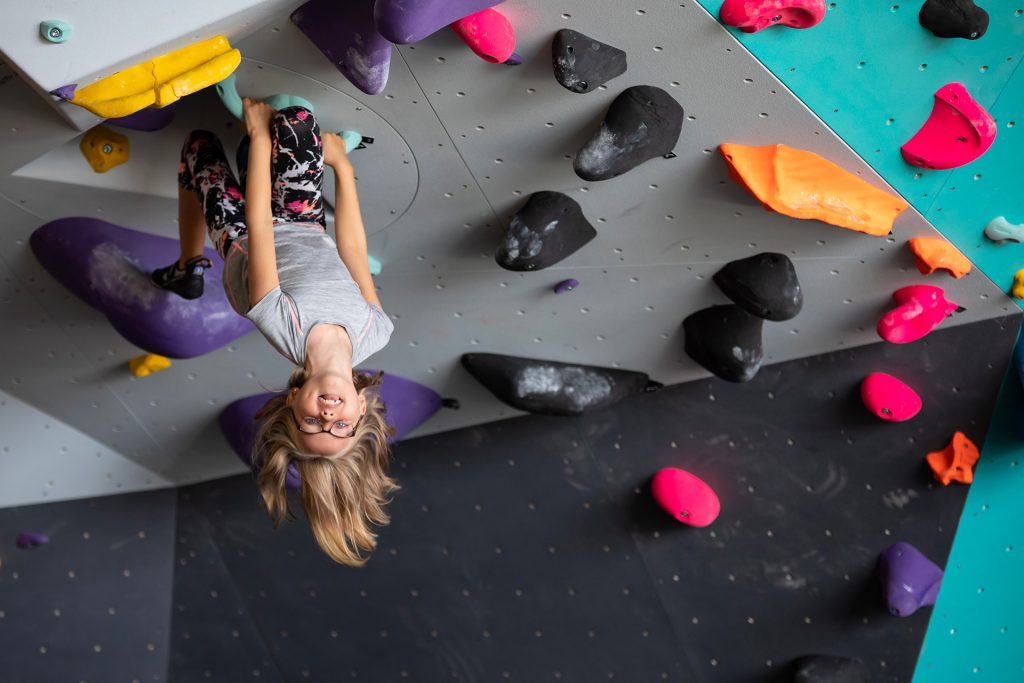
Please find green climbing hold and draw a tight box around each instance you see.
[40,20,72,43]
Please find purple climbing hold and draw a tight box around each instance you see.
[50,84,76,100]
[373,0,502,44]
[505,52,523,65]
[553,278,579,294]
[30,218,253,359]
[877,541,943,617]
[220,371,450,489]
[292,0,393,96]
[16,532,50,550]
[106,104,176,132]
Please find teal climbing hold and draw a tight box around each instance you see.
[218,73,366,154]
[984,216,1024,244]
[368,254,382,275]
[40,20,72,43]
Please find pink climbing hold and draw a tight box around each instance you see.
[719,0,827,33]
[651,467,720,527]
[877,285,958,344]
[901,83,996,170]
[861,372,922,422]
[451,7,516,64]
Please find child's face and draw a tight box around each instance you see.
[287,372,367,456]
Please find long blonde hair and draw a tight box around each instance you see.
[253,368,398,566]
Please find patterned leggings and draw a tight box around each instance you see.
[178,105,326,259]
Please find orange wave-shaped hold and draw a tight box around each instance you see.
[719,143,909,236]
[907,236,972,278]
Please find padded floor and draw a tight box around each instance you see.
[167,313,1020,683]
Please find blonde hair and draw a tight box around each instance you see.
[253,368,398,566]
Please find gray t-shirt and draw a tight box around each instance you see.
[222,222,393,367]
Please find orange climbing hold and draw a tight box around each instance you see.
[926,431,979,485]
[907,237,972,278]
[719,143,909,236]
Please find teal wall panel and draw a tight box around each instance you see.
[693,1,1024,680]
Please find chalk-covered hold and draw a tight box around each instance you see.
[902,83,996,170]
[877,285,958,344]
[292,0,393,95]
[876,542,943,617]
[496,191,596,271]
[792,655,872,683]
[713,252,803,321]
[461,353,662,416]
[551,29,627,94]
[919,0,989,39]
[683,305,765,382]
[574,85,683,181]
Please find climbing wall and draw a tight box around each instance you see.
[0,1,1018,507]
[0,1,1021,680]
[689,2,1024,680]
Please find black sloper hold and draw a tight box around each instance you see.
[461,353,662,416]
[683,305,764,383]
[551,28,628,94]
[919,0,989,39]
[495,191,597,271]
[574,85,683,181]
[792,655,872,683]
[713,252,803,321]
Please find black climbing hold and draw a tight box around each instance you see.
[495,191,597,271]
[574,85,683,181]
[683,305,764,382]
[792,655,872,683]
[441,397,461,409]
[551,29,628,94]
[919,0,989,40]
[461,353,658,416]
[713,252,803,321]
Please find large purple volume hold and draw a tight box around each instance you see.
[876,541,943,617]
[30,218,252,359]
[219,372,446,489]
[291,0,393,95]
[373,0,503,44]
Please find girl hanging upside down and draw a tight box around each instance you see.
[151,98,397,566]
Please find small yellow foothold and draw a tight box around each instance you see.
[129,353,172,377]
[68,35,240,118]
[1012,269,1024,299]
[80,125,129,173]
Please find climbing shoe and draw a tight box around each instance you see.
[151,255,212,300]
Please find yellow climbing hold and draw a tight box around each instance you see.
[69,35,240,118]
[79,124,129,173]
[129,353,172,377]
[1012,269,1024,299]
[719,143,909,236]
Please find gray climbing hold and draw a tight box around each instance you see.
[496,191,597,271]
[462,352,662,416]
[919,0,989,39]
[574,85,683,181]
[551,29,627,94]
[683,305,765,382]
[40,20,72,43]
[713,252,803,321]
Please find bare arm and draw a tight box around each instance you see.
[332,163,382,309]
[245,132,279,306]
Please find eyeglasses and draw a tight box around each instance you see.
[295,414,358,438]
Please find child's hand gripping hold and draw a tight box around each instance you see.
[323,132,352,173]
[242,96,277,138]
